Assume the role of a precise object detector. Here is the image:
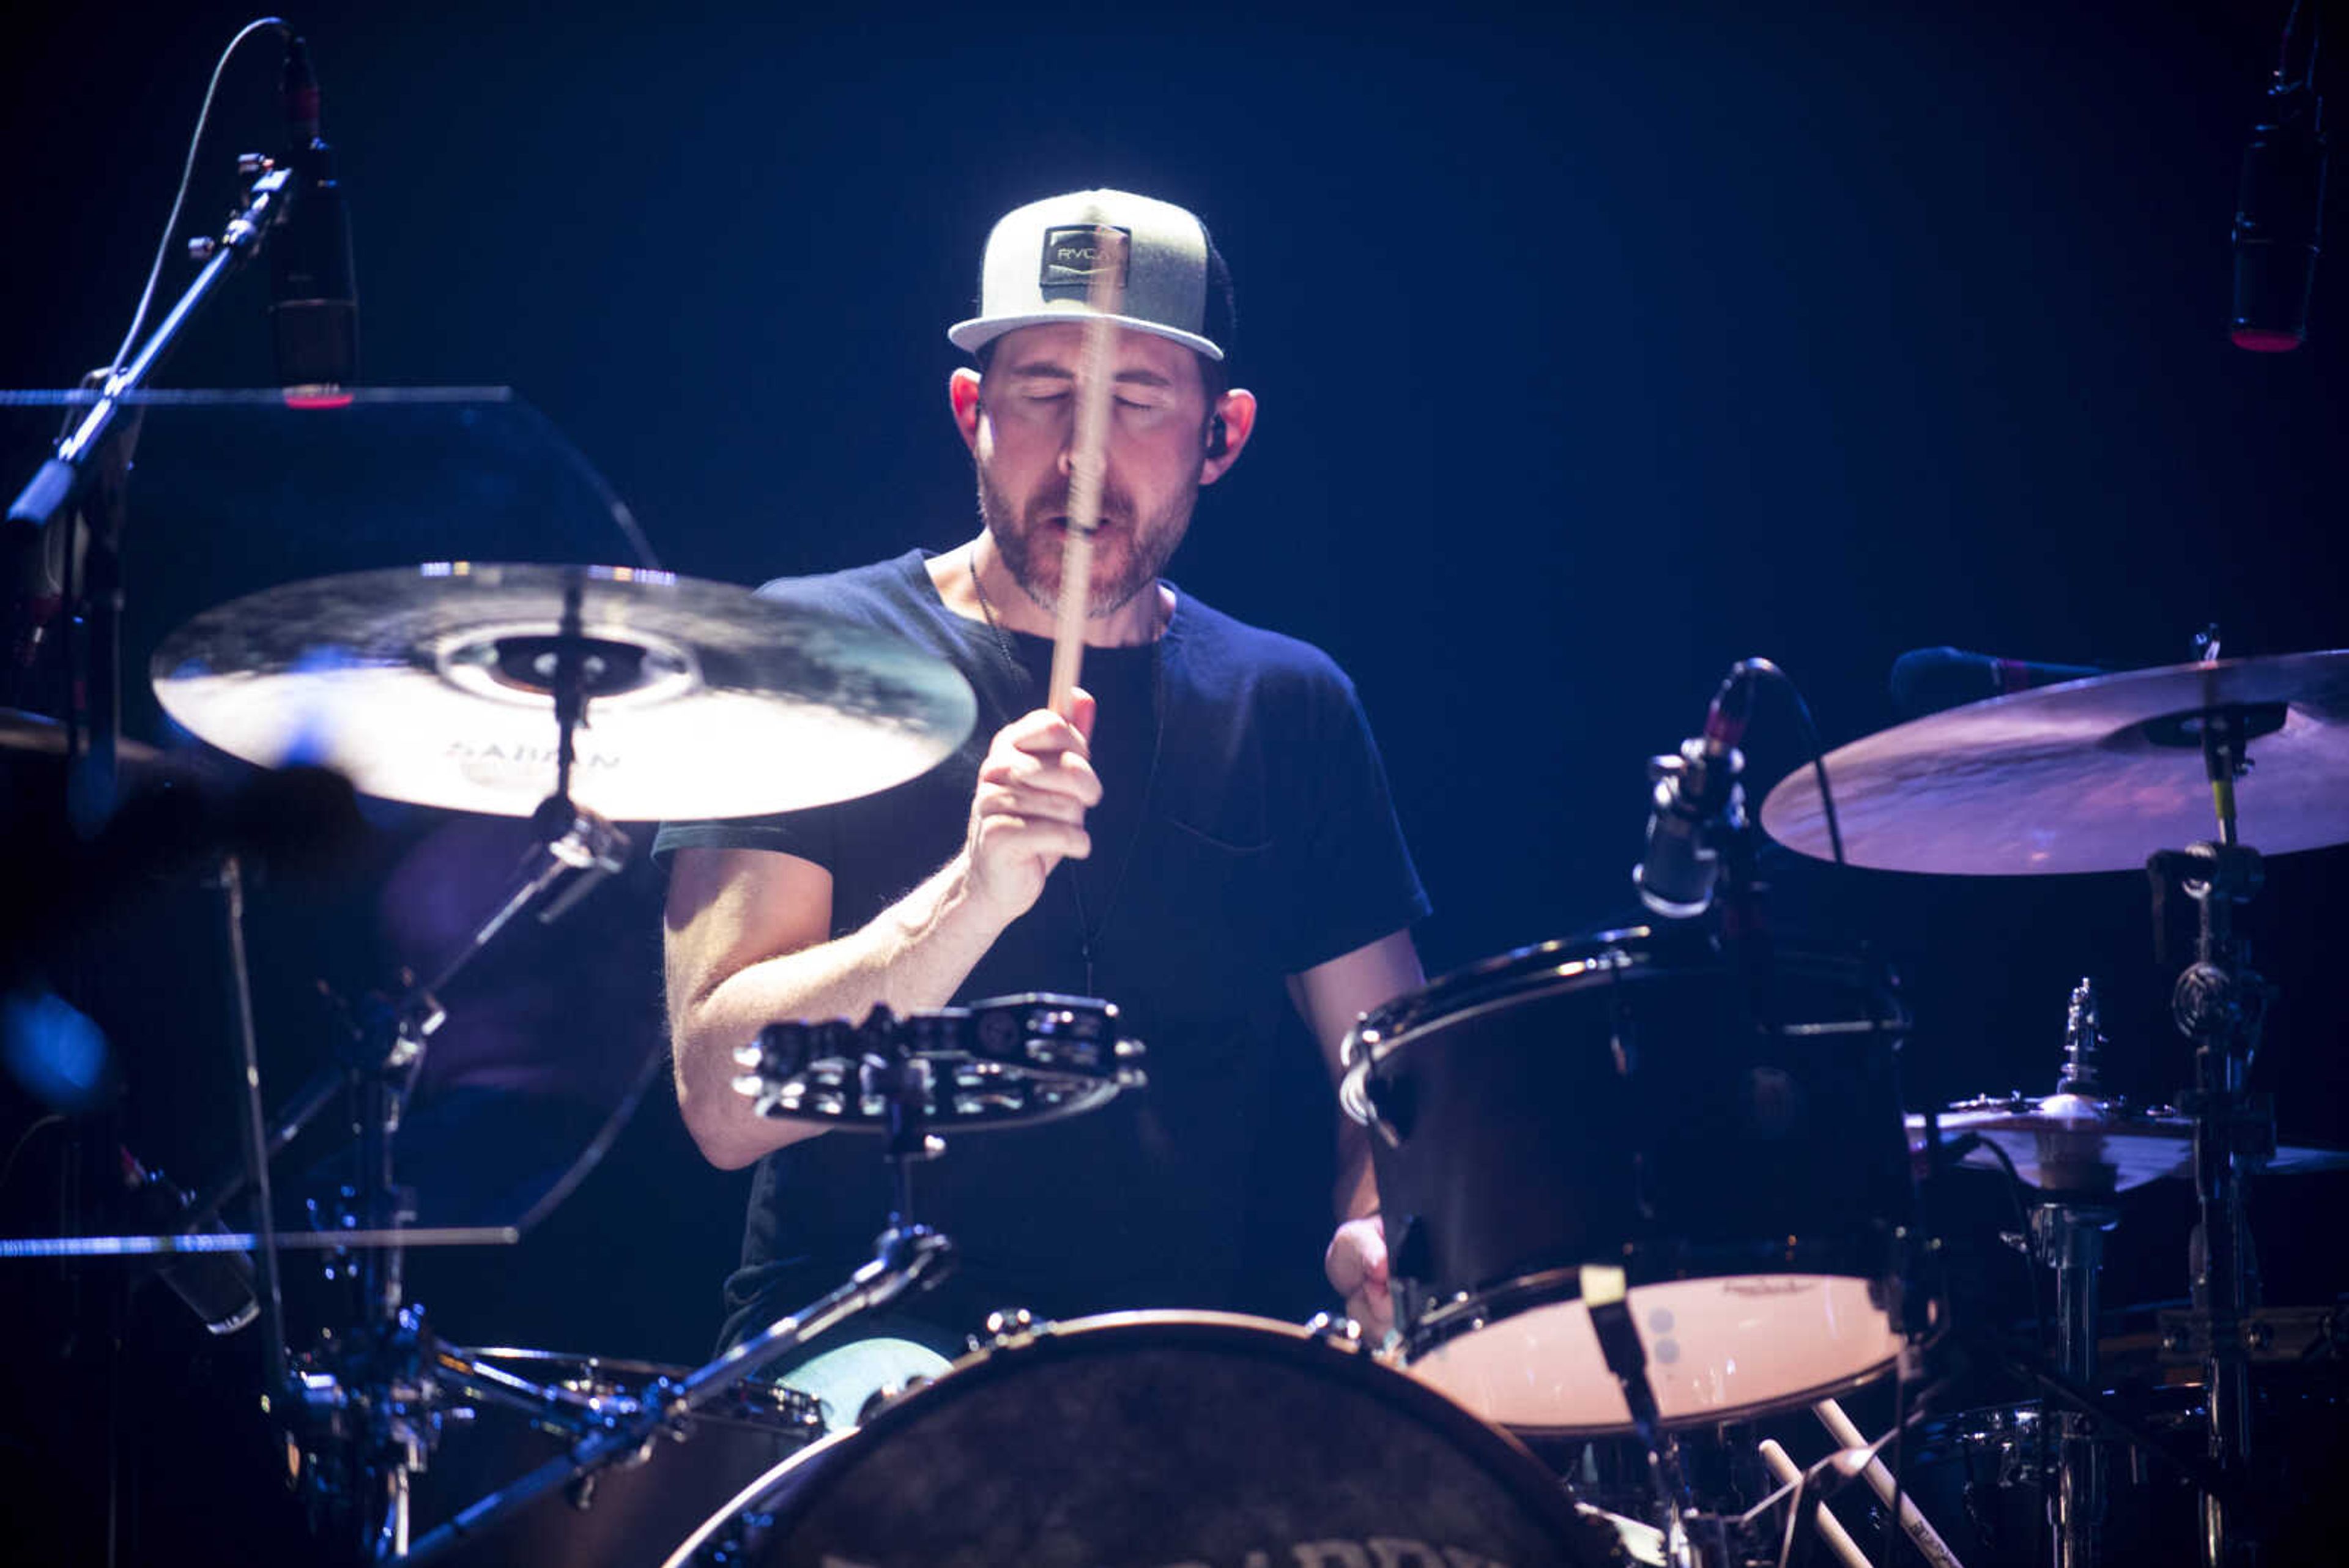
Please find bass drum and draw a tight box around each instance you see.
[660,1312,1625,1568]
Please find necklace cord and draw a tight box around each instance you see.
[963,552,1166,996]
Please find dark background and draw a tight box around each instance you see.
[2,1,2343,1561]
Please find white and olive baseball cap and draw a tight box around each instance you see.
[948,188,1228,362]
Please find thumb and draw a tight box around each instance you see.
[1063,686,1097,745]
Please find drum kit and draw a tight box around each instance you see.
[3,173,2345,1568]
[7,503,2345,1566]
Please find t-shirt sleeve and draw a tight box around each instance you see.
[1273,666,1431,975]
[649,804,843,872]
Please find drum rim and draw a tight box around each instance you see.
[1340,926,1909,1123]
[666,1309,1605,1563]
[1404,1267,1904,1436]
[447,1344,823,1430]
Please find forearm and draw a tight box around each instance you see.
[1335,1117,1379,1222]
[672,852,1008,1168]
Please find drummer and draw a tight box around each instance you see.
[657,190,1427,1382]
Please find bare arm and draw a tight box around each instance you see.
[666,697,1100,1170]
[1288,929,1425,1334]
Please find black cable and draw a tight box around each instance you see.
[0,1112,67,1198]
[505,1036,668,1237]
[1960,1129,2054,1568]
[1732,656,1847,866]
[100,17,292,385]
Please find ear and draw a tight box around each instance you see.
[949,367,984,454]
[1200,387,1256,486]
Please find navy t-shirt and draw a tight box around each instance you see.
[654,550,1429,1348]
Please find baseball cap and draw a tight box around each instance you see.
[948,189,1228,362]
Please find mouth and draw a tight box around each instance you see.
[1042,513,1123,537]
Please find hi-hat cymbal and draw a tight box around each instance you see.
[1762,652,2349,875]
[150,563,976,820]
[1909,1093,2349,1192]
[2,708,165,772]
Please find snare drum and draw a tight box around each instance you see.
[1341,926,1916,1435]
[660,1311,1622,1568]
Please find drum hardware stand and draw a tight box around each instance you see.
[2143,735,2276,1568]
[399,1225,953,1566]
[6,160,294,800]
[1919,1076,2243,1564]
[1580,1262,1707,1568]
[403,1008,969,1564]
[2024,978,2120,1568]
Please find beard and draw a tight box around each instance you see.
[978,463,1197,620]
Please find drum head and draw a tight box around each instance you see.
[667,1312,1619,1568]
[1407,1274,1903,1433]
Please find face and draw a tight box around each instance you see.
[967,323,1216,619]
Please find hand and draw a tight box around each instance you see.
[1324,1214,1393,1342]
[960,689,1100,926]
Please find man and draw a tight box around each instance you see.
[658,190,1422,1387]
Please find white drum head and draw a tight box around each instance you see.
[1406,1274,1902,1433]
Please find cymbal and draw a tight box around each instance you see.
[150,563,976,820]
[1762,651,2349,874]
[1909,1093,2349,1193]
[2,708,166,771]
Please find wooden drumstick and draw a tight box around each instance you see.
[1045,219,1127,719]
[1813,1397,1968,1568]
[1757,1439,1878,1568]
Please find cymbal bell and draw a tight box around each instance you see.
[150,562,977,820]
[1762,651,2349,875]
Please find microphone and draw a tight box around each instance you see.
[2231,75,2326,351]
[119,1148,259,1335]
[1888,646,2105,719]
[1633,664,1755,920]
[270,35,358,387]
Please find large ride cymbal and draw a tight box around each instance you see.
[150,563,976,820]
[1762,652,2349,874]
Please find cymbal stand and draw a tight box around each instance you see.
[401,1225,951,1565]
[2025,979,2119,1568]
[2145,701,2277,1568]
[284,608,632,1564]
[402,1011,962,1564]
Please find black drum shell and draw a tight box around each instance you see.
[670,1312,1621,1568]
[1353,927,1915,1331]
[1876,1372,2347,1568]
[407,1351,819,1568]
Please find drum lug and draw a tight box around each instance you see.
[855,1375,933,1425]
[1302,1311,1365,1348]
[984,1306,1043,1347]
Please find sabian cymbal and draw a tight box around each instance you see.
[1762,652,2349,875]
[150,563,976,820]
[1909,1093,2349,1193]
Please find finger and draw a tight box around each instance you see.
[1004,707,1091,760]
[982,748,1102,808]
[1063,686,1096,745]
[978,781,1090,827]
[1324,1222,1382,1295]
[972,812,1091,863]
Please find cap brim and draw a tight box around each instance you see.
[948,310,1223,362]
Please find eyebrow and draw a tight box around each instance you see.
[1001,360,1178,390]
